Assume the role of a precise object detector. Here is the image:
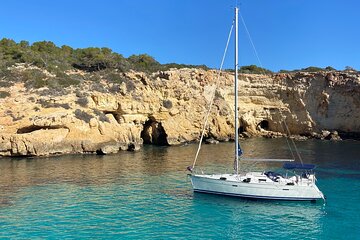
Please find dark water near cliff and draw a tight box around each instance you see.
[0,138,359,239]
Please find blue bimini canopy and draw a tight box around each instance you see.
[283,163,316,170]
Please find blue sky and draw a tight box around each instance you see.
[0,0,359,71]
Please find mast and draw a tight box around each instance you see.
[234,7,239,175]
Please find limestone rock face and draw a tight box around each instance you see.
[10,128,70,156]
[0,68,359,156]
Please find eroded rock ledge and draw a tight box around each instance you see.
[0,68,359,156]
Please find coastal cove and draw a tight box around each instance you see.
[1,1,359,238]
[1,138,359,239]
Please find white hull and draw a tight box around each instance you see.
[190,173,324,201]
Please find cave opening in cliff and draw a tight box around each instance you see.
[141,118,169,146]
[16,125,64,134]
[238,126,245,133]
[103,111,121,123]
[258,120,269,130]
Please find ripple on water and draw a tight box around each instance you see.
[0,140,359,239]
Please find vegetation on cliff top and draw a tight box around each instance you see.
[0,38,209,73]
[0,38,212,93]
[279,66,335,73]
[0,38,357,95]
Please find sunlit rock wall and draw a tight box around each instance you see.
[0,68,359,156]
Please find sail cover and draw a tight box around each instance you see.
[283,163,316,170]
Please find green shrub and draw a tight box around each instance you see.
[104,71,124,83]
[109,84,120,93]
[163,63,209,71]
[300,66,324,72]
[36,88,69,97]
[239,65,272,74]
[76,97,89,107]
[74,109,93,123]
[75,90,88,99]
[37,99,70,109]
[88,73,102,82]
[72,47,128,72]
[0,80,13,87]
[59,103,71,109]
[279,66,335,73]
[345,66,356,71]
[0,90,10,98]
[90,82,108,93]
[97,71,135,92]
[21,69,48,88]
[56,76,80,87]
[0,68,17,84]
[93,109,110,123]
[128,54,163,73]
[325,66,336,71]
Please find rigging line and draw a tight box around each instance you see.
[239,8,303,164]
[192,20,234,169]
[276,104,296,161]
[239,10,264,70]
[277,84,298,163]
[281,119,296,161]
[275,99,297,160]
[282,117,304,165]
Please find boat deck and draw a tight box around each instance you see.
[194,171,316,187]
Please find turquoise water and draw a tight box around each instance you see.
[0,139,359,239]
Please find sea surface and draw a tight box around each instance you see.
[0,138,359,239]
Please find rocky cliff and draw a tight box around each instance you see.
[0,66,359,156]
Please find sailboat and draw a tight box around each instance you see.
[188,7,325,201]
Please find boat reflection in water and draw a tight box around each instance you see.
[192,192,325,238]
